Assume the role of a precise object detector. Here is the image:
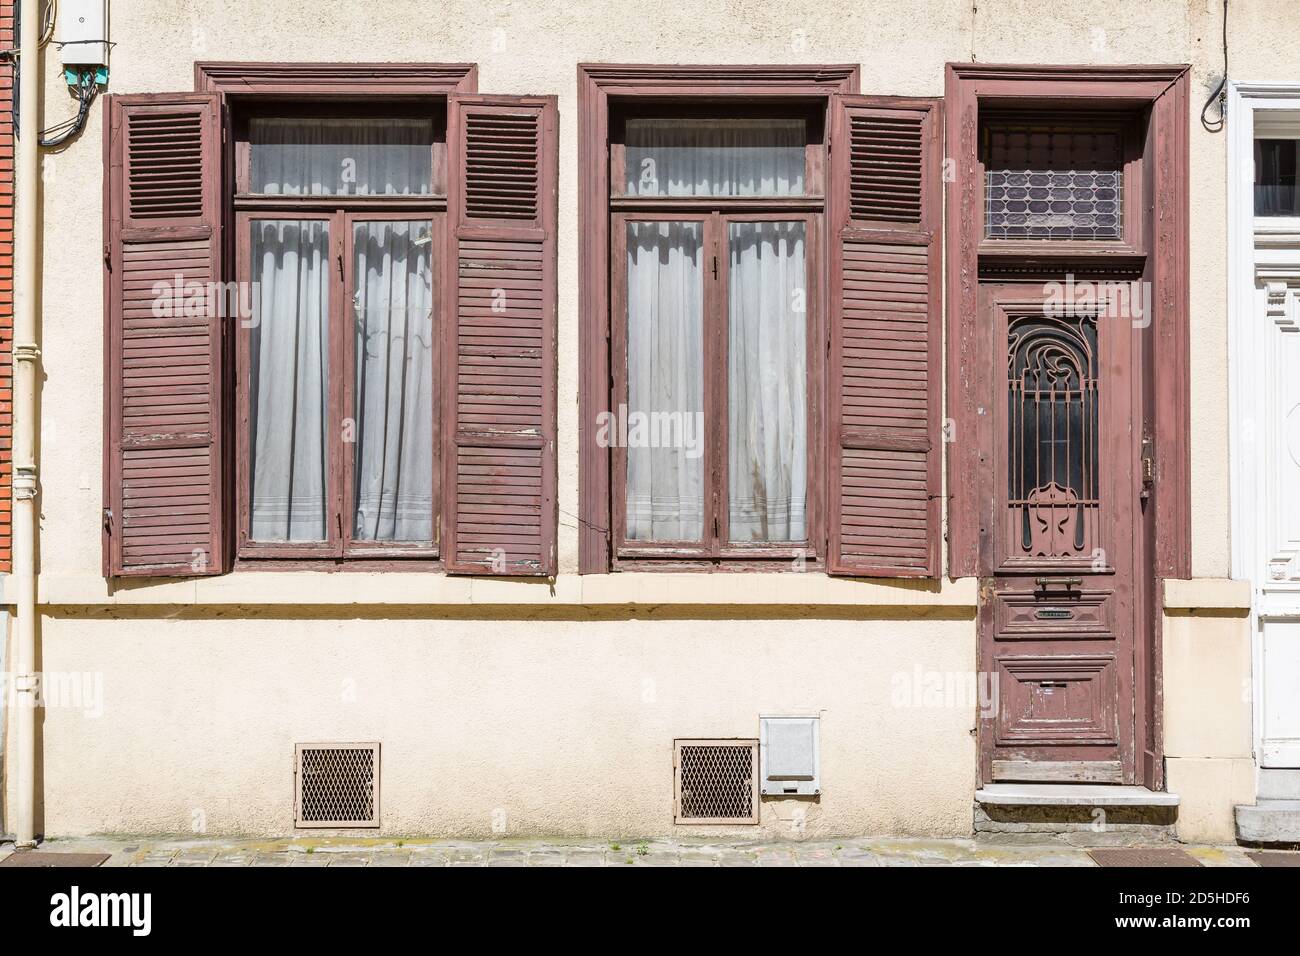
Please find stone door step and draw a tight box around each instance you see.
[1235,800,1300,844]
[976,784,1180,807]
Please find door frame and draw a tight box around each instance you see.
[1227,82,1300,771]
[945,64,1192,791]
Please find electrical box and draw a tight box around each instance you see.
[759,716,820,797]
[59,0,110,68]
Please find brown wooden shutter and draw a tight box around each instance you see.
[103,93,226,577]
[444,95,557,575]
[826,95,942,577]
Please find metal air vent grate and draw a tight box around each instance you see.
[294,742,380,828]
[673,739,759,824]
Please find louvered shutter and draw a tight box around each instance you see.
[103,94,225,577]
[444,95,557,575]
[826,96,942,577]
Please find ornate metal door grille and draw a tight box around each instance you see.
[1007,312,1099,558]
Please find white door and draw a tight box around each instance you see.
[1254,273,1300,766]
[1231,90,1300,769]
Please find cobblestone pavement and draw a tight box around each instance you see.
[0,836,1271,867]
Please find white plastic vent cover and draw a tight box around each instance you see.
[294,743,380,828]
[674,739,759,824]
[760,716,820,796]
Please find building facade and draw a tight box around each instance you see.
[0,0,1294,845]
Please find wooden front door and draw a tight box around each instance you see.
[977,284,1147,785]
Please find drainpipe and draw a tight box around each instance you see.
[12,0,43,848]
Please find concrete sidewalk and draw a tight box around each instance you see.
[0,836,1273,867]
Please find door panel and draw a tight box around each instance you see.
[978,285,1142,784]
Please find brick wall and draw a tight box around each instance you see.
[0,0,14,572]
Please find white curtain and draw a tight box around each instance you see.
[352,221,435,543]
[625,221,704,541]
[250,219,331,542]
[250,118,433,196]
[728,221,807,542]
[1255,138,1300,215]
[624,119,805,197]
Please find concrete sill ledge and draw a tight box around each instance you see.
[976,784,1180,807]
[30,572,980,610]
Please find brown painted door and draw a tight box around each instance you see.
[977,283,1145,785]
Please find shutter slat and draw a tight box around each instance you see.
[105,94,225,577]
[828,96,942,578]
[445,96,557,575]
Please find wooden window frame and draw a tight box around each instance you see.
[577,65,860,573]
[611,209,823,565]
[234,207,444,560]
[232,100,449,207]
[195,62,477,570]
[977,109,1146,256]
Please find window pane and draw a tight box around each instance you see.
[728,221,807,543]
[984,124,1123,240]
[625,221,705,542]
[249,219,331,542]
[249,118,434,196]
[352,220,436,543]
[624,118,805,197]
[1255,139,1300,216]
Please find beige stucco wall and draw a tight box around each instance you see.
[27,611,976,837]
[1162,580,1255,843]
[3,0,1292,839]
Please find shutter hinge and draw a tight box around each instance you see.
[102,508,113,533]
[103,243,111,267]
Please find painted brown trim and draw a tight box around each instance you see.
[103,93,227,577]
[194,62,478,97]
[945,62,1191,792]
[576,64,860,573]
[825,94,943,578]
[232,209,445,562]
[186,62,480,570]
[444,94,559,576]
[944,62,1191,581]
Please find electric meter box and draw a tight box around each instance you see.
[59,0,110,68]
[759,716,821,796]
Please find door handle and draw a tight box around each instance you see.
[1034,576,1082,594]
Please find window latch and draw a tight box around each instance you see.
[712,255,718,280]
